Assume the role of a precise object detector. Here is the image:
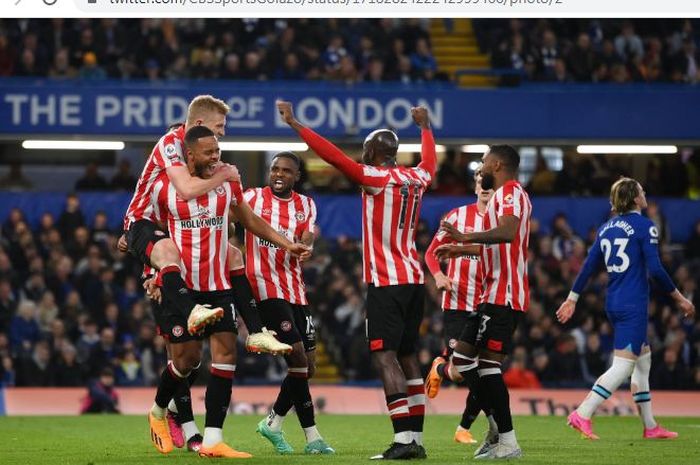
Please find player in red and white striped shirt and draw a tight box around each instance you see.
[239,152,333,454]
[119,96,240,338]
[278,100,436,460]
[424,167,494,445]
[147,126,310,459]
[436,145,531,459]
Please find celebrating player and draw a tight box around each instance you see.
[556,177,695,440]
[436,145,531,460]
[146,126,310,458]
[424,167,497,445]
[278,100,436,460]
[121,95,285,354]
[234,151,334,455]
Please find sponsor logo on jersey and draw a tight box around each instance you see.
[179,216,225,230]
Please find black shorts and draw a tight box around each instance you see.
[366,284,424,356]
[126,219,169,267]
[154,289,238,344]
[458,303,522,355]
[442,310,478,356]
[257,299,316,352]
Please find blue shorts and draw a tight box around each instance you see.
[606,309,648,355]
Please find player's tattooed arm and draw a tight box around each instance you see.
[167,164,239,201]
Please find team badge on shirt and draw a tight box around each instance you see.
[504,193,514,205]
[172,325,184,337]
[295,212,306,222]
[215,186,226,196]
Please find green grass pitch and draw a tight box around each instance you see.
[1,414,699,464]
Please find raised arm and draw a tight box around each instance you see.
[411,107,437,179]
[277,100,389,188]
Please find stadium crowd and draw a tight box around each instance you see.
[0,19,442,84]
[0,190,699,391]
[476,19,700,84]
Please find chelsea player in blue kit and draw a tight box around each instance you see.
[556,177,695,441]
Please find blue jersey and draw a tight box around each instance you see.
[572,212,675,313]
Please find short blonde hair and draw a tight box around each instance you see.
[610,177,640,214]
[186,95,230,125]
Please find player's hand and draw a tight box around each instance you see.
[435,243,464,260]
[440,221,467,242]
[143,278,162,304]
[287,242,312,261]
[556,300,576,324]
[677,295,696,319]
[276,100,296,125]
[117,234,128,253]
[411,106,430,129]
[434,272,453,292]
[216,163,240,183]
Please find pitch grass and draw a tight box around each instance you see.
[1,415,699,464]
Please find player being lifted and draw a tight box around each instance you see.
[147,126,310,458]
[556,177,695,440]
[436,145,531,460]
[121,95,287,353]
[233,151,334,455]
[424,166,497,445]
[278,100,436,460]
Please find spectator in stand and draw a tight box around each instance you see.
[652,346,688,389]
[535,29,560,81]
[0,30,15,76]
[220,53,241,80]
[671,38,700,84]
[49,48,78,79]
[9,300,41,354]
[81,368,120,413]
[57,194,85,241]
[0,162,33,191]
[567,33,596,82]
[504,347,542,389]
[410,37,437,81]
[16,340,52,386]
[75,162,108,191]
[109,160,137,191]
[52,343,85,386]
[614,21,644,64]
[240,50,267,80]
[79,52,107,80]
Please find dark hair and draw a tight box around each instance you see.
[184,125,216,148]
[488,144,520,171]
[272,151,300,168]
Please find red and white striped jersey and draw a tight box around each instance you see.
[123,125,186,231]
[243,187,316,305]
[426,204,484,312]
[362,165,432,287]
[480,180,532,311]
[151,173,243,292]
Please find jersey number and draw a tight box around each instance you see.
[600,238,630,273]
[398,185,420,230]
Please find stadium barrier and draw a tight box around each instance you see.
[2,386,699,416]
[2,193,700,242]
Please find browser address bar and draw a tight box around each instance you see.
[7,0,700,17]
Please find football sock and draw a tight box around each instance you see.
[160,264,198,319]
[303,426,322,443]
[386,393,412,444]
[288,367,315,429]
[272,376,295,418]
[172,363,200,424]
[477,359,516,443]
[153,362,188,417]
[183,421,200,442]
[205,363,235,431]
[577,356,635,419]
[265,409,286,433]
[631,352,656,429]
[460,390,482,429]
[406,378,425,446]
[229,269,263,333]
[202,427,223,448]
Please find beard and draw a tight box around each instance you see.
[481,172,496,190]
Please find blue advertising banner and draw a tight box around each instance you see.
[1,79,699,140]
[1,192,698,242]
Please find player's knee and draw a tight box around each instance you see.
[172,357,197,377]
[227,244,243,270]
[151,239,181,267]
[371,350,397,370]
[454,340,477,358]
[212,344,236,365]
